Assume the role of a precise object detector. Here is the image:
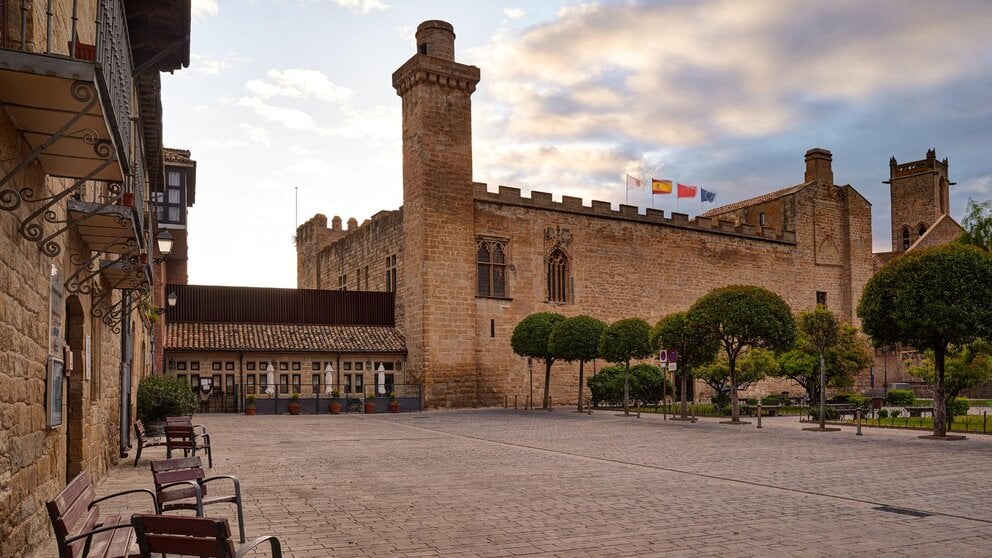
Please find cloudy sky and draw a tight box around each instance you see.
[164,0,992,287]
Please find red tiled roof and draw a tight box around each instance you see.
[166,323,406,353]
[701,182,811,218]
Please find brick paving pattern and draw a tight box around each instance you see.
[39,409,992,557]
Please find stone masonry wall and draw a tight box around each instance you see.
[471,176,873,407]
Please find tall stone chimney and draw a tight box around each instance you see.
[804,148,833,185]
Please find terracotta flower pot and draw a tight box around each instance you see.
[288,402,301,415]
[329,401,341,415]
[119,192,134,207]
[389,401,400,413]
[245,407,256,416]
[364,402,376,414]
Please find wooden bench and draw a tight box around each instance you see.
[165,423,213,468]
[131,514,283,558]
[905,406,935,417]
[46,471,158,558]
[132,420,167,467]
[150,457,246,543]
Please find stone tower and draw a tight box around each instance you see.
[887,149,951,252]
[392,21,481,407]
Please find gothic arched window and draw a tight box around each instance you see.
[546,249,570,303]
[901,226,911,250]
[917,223,928,239]
[476,239,507,298]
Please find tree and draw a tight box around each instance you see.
[858,243,992,437]
[695,354,766,414]
[773,323,871,404]
[587,364,673,407]
[549,315,607,412]
[651,312,719,419]
[799,307,840,429]
[599,318,654,415]
[689,285,796,423]
[959,197,992,251]
[511,312,565,409]
[905,341,992,430]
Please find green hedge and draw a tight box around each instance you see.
[137,374,197,423]
[885,389,916,406]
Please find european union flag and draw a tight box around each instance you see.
[701,188,716,203]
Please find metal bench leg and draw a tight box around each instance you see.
[133,444,142,467]
[234,479,246,543]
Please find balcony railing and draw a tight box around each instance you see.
[5,0,134,172]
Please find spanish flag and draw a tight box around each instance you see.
[651,178,672,195]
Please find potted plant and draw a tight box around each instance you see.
[389,391,400,413]
[287,392,301,415]
[329,390,341,414]
[364,392,377,414]
[245,394,257,416]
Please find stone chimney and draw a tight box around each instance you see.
[804,148,833,185]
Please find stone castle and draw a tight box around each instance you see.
[296,20,962,408]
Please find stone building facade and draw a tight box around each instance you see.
[297,20,897,408]
[0,1,190,555]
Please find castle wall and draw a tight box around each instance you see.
[470,180,873,406]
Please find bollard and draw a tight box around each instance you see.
[504,395,508,409]
[636,402,641,418]
[548,396,553,412]
[756,403,762,428]
[514,395,518,409]
[984,411,988,435]
[587,398,593,415]
[856,409,863,436]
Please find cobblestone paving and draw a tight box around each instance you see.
[39,409,992,557]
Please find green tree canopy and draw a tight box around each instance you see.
[651,312,720,417]
[905,341,992,428]
[549,315,607,412]
[959,197,992,251]
[772,323,871,403]
[689,285,796,422]
[858,243,992,436]
[587,364,673,407]
[511,312,566,409]
[599,318,654,414]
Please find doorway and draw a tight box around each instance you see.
[64,295,85,482]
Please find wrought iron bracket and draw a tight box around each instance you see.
[64,233,137,295]
[0,80,119,257]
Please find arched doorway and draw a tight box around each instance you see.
[65,295,86,481]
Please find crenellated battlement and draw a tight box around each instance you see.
[472,183,796,244]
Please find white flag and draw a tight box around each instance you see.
[625,174,643,191]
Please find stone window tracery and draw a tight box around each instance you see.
[476,239,508,298]
[901,226,910,250]
[546,249,570,303]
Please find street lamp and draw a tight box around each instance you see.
[156,229,174,258]
[167,291,177,308]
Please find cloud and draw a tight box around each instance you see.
[961,175,992,195]
[236,96,319,132]
[190,52,250,75]
[468,0,992,219]
[288,159,337,179]
[191,0,218,20]
[328,0,390,15]
[240,123,271,147]
[245,69,353,104]
[503,7,525,19]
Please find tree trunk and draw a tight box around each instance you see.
[680,368,689,419]
[819,352,826,429]
[577,360,585,413]
[543,359,553,410]
[623,360,630,416]
[933,346,947,437]
[729,357,739,423]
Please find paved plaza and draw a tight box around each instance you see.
[42,409,992,557]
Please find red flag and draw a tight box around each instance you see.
[677,183,697,198]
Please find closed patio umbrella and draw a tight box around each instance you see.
[377,364,386,395]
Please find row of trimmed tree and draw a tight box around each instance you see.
[511,240,992,438]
